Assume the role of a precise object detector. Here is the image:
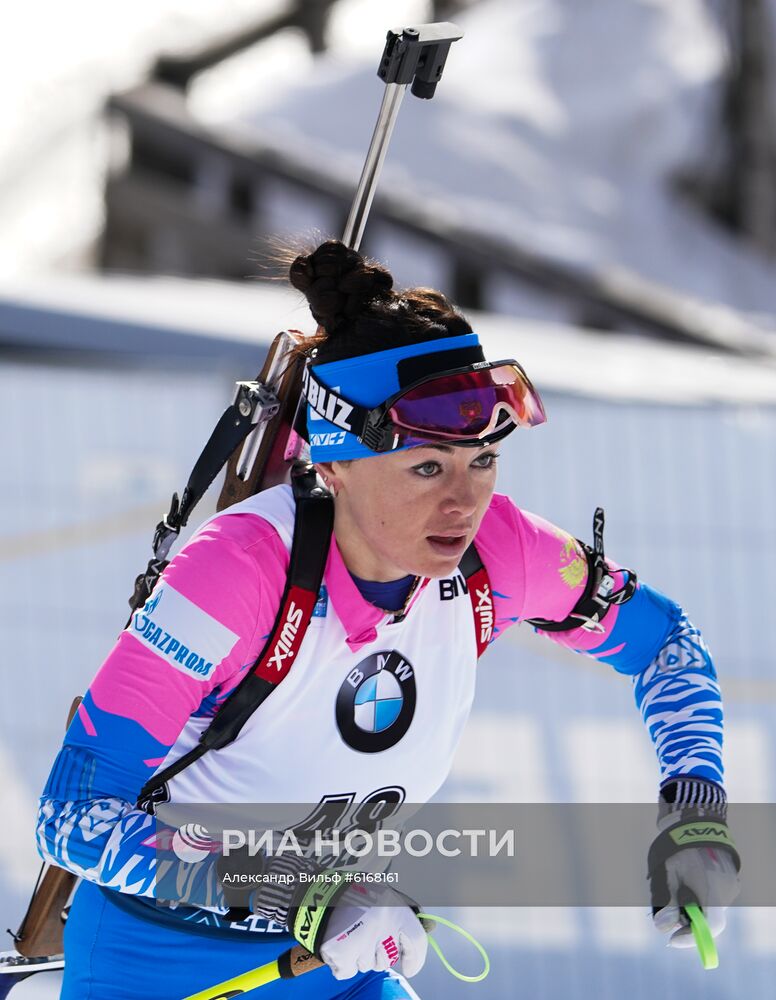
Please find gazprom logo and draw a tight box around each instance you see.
[129,584,239,682]
[144,590,163,616]
[133,599,213,677]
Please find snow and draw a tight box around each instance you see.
[4,0,776,340]
[2,271,776,404]
[0,0,294,276]
[208,0,776,327]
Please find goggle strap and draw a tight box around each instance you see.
[396,344,486,384]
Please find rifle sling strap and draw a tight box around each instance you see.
[136,466,333,811]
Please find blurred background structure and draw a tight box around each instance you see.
[1,1,776,997]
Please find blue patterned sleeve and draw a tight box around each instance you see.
[631,611,724,786]
[569,576,725,787]
[36,692,226,907]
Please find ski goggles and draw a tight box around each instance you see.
[302,357,546,453]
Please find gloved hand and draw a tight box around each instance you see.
[289,879,428,981]
[318,887,428,979]
[216,840,428,978]
[648,778,741,949]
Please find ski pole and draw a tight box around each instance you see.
[183,941,323,998]
[181,914,489,999]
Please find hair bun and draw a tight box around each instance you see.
[289,240,393,333]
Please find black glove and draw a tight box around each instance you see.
[648,778,741,948]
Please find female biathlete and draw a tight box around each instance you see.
[37,241,739,999]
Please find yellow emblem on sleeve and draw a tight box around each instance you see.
[553,530,587,589]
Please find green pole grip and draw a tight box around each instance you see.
[684,904,719,970]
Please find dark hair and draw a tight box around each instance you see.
[288,240,472,364]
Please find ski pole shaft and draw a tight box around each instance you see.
[181,944,321,999]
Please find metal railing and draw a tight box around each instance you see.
[102,81,776,359]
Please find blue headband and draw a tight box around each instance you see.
[307,332,481,461]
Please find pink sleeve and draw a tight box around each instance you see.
[476,494,626,652]
[89,512,289,747]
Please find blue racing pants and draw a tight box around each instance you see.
[61,881,419,1000]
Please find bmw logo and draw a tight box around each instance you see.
[336,650,416,753]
